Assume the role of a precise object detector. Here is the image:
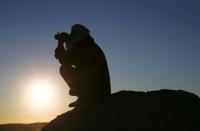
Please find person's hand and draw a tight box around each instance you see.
[55,46,65,59]
[56,32,69,45]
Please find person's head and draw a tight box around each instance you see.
[70,24,90,40]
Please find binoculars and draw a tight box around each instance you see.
[54,32,70,41]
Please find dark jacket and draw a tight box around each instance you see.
[56,35,111,101]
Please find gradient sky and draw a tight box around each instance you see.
[0,0,200,123]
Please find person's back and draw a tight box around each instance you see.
[68,35,111,101]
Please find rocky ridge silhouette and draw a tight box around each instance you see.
[42,89,200,131]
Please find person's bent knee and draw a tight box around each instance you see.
[60,65,77,82]
[59,65,65,77]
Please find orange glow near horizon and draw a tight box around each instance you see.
[0,74,74,124]
[0,70,75,124]
[20,77,62,123]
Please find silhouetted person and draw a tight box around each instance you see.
[55,24,111,107]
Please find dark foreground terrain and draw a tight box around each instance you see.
[0,122,47,131]
[42,89,200,131]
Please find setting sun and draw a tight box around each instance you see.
[29,81,53,105]
[26,78,56,108]
[16,73,72,123]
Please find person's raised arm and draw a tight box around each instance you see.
[54,32,72,66]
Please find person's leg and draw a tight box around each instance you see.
[60,65,80,96]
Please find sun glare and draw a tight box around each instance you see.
[26,78,55,108]
[30,82,52,104]
[21,75,69,122]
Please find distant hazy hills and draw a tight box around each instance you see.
[0,122,47,131]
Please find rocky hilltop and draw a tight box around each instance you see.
[42,89,200,131]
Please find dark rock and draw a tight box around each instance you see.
[41,89,200,131]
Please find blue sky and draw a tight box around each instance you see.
[0,0,200,123]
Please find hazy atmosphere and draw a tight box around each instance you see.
[0,0,200,124]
